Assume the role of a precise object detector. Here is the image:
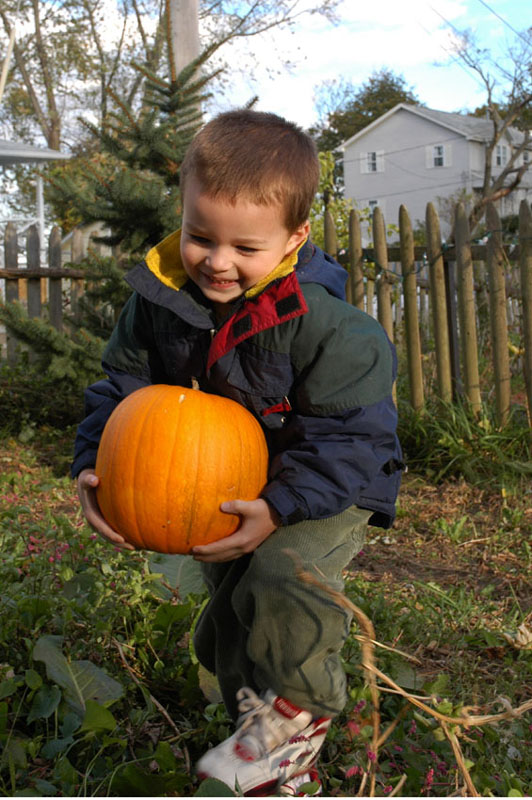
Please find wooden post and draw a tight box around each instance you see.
[399,204,424,411]
[426,202,452,403]
[455,203,481,415]
[486,202,511,426]
[4,222,19,365]
[418,260,429,349]
[373,206,393,342]
[366,270,375,318]
[444,260,463,397]
[518,199,532,426]
[324,209,337,259]
[168,0,200,79]
[26,224,41,319]
[348,209,364,309]
[70,228,85,321]
[48,226,63,330]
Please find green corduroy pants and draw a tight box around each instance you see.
[193,505,370,720]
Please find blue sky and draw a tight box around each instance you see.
[213,0,530,127]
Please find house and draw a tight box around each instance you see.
[341,103,532,239]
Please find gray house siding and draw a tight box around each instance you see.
[342,104,532,241]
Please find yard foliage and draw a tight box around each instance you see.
[0,435,530,797]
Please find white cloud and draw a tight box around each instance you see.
[207,0,523,127]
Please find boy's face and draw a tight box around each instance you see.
[180,176,309,310]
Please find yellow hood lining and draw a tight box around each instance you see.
[144,229,307,297]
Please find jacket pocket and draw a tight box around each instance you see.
[225,345,294,430]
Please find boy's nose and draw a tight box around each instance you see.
[206,247,232,272]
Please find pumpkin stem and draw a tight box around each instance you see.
[191,377,200,391]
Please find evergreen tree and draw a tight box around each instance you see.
[47,48,220,255]
[0,45,218,431]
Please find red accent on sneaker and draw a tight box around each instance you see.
[244,779,278,797]
[235,741,256,762]
[273,696,305,719]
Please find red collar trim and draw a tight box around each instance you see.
[207,272,308,370]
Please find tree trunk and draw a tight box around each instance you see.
[167,0,200,81]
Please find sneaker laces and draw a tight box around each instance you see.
[233,687,310,760]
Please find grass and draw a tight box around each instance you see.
[0,432,531,796]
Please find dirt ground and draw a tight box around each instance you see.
[359,472,532,603]
[348,472,532,694]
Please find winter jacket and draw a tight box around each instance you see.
[72,231,403,529]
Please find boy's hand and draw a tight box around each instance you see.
[191,498,280,563]
[77,469,135,551]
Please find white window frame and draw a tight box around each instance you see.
[433,145,444,167]
[360,150,385,174]
[495,144,508,166]
[426,143,452,169]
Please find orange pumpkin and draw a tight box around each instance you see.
[94,384,269,553]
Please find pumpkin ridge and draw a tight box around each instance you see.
[186,388,203,549]
[162,385,186,552]
[131,387,164,549]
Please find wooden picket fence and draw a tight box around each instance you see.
[0,222,87,360]
[1,201,532,428]
[325,198,532,428]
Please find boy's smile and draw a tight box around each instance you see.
[180,177,309,313]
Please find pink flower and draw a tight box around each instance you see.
[48,556,55,563]
[347,721,361,736]
[366,750,376,762]
[393,744,403,752]
[346,766,361,778]
[383,786,393,795]
[423,767,435,793]
[353,700,366,713]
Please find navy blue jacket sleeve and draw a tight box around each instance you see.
[260,290,402,528]
[71,367,150,478]
[261,396,401,527]
[71,292,155,478]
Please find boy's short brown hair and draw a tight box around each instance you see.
[180,109,320,232]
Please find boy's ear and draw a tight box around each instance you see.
[286,220,310,252]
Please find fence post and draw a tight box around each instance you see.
[399,204,424,411]
[518,199,532,426]
[70,228,85,321]
[348,209,364,309]
[373,206,394,342]
[399,205,424,411]
[486,202,511,426]
[26,224,41,319]
[455,203,481,415]
[324,209,337,260]
[4,222,19,365]
[48,226,63,330]
[426,202,452,403]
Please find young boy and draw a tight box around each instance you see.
[74,110,403,796]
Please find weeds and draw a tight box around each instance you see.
[397,397,532,489]
[0,437,531,796]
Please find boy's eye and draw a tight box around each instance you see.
[237,245,258,253]
[190,234,210,244]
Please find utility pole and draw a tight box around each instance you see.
[167,0,201,81]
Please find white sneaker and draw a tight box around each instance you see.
[279,767,322,796]
[196,687,330,796]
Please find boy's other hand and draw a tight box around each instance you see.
[77,469,135,551]
[191,498,280,563]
